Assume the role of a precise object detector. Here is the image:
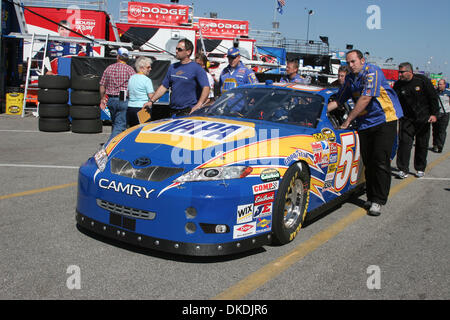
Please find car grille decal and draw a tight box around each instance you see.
[96,199,156,220]
[110,158,183,182]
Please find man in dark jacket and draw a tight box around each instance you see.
[393,62,439,178]
[432,79,450,153]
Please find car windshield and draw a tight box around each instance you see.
[192,87,324,128]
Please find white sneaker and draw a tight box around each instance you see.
[416,171,425,178]
[397,171,408,179]
[368,203,381,216]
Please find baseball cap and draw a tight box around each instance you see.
[227,47,240,57]
[117,47,129,58]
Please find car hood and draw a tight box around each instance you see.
[104,116,319,172]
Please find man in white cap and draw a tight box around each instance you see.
[100,47,135,142]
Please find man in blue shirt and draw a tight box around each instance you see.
[219,47,258,94]
[146,39,210,116]
[280,59,310,84]
[328,50,403,216]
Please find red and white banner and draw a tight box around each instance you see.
[24,7,107,39]
[198,18,249,38]
[127,2,190,26]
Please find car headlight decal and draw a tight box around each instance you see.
[94,147,108,172]
[174,166,253,183]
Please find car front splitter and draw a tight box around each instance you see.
[76,211,272,256]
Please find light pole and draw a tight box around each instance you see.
[306,9,314,44]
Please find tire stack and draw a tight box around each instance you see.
[38,75,70,132]
[70,74,102,134]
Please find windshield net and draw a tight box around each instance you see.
[192,88,324,128]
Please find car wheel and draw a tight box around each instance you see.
[38,118,70,132]
[38,103,69,118]
[71,90,101,105]
[71,119,102,134]
[272,162,310,245]
[37,89,69,104]
[38,75,70,89]
[70,74,100,91]
[70,105,101,119]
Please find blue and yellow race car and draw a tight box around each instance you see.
[76,82,364,256]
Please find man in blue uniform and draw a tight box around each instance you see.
[219,47,258,94]
[280,59,310,84]
[328,50,403,216]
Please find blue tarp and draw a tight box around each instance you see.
[256,46,286,74]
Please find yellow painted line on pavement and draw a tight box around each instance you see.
[0,182,77,200]
[214,151,449,300]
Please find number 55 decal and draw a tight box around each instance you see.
[335,132,360,191]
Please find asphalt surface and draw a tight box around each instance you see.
[0,113,449,301]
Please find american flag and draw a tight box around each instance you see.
[277,0,286,14]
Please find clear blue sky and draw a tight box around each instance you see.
[109,0,450,78]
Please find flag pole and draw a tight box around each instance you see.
[273,0,277,29]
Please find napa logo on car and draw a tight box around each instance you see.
[135,117,256,150]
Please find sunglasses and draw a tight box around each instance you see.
[398,70,410,74]
[176,47,186,52]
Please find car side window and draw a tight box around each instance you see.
[327,95,353,129]
[286,94,324,128]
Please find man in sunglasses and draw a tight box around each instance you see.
[147,39,210,116]
[219,47,258,94]
[393,62,439,179]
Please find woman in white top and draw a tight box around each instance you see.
[127,56,154,127]
[195,53,215,106]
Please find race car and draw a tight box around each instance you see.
[76,81,364,256]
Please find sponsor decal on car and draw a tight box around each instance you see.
[145,119,250,142]
[254,191,275,205]
[253,202,273,218]
[252,181,279,195]
[321,128,336,142]
[98,178,155,199]
[256,218,272,233]
[236,203,254,224]
[284,148,309,166]
[233,222,256,239]
[135,117,256,150]
[260,168,280,182]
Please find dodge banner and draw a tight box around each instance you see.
[127,2,190,25]
[198,18,249,38]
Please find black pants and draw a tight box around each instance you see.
[432,112,449,150]
[127,107,140,127]
[396,118,431,172]
[359,120,397,205]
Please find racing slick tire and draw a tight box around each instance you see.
[70,90,101,106]
[70,105,101,119]
[38,117,70,132]
[38,103,70,118]
[37,89,69,104]
[271,161,310,245]
[70,74,100,91]
[71,119,102,134]
[38,75,70,90]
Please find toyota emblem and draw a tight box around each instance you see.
[133,157,151,167]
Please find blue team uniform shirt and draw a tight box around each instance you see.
[220,62,258,93]
[337,63,403,130]
[280,74,309,84]
[162,61,210,110]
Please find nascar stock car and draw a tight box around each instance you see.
[76,81,364,256]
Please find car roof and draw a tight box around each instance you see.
[238,82,338,98]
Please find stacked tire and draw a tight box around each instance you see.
[70,74,102,134]
[38,75,70,132]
